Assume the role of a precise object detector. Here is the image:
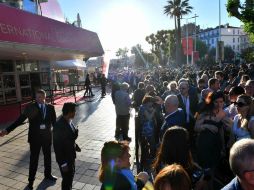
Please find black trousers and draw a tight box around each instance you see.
[28,141,51,182]
[101,85,106,96]
[115,114,130,139]
[84,85,93,96]
[59,161,75,190]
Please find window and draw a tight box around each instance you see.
[19,74,30,86]
[238,38,239,42]
[0,60,14,73]
[233,38,235,43]
[3,75,15,88]
[16,60,39,72]
[237,45,239,50]
[233,45,235,50]
[233,29,235,35]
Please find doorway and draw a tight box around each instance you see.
[30,73,41,99]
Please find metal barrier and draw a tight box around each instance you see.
[45,83,87,104]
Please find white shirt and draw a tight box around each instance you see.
[181,95,190,123]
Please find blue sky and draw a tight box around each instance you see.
[58,0,242,56]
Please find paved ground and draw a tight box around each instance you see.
[0,88,136,190]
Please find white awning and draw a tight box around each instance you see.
[53,59,86,69]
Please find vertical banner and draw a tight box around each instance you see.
[182,37,193,55]
[102,53,110,78]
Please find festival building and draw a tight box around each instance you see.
[0,0,104,105]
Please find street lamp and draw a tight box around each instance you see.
[182,15,198,65]
[219,0,222,67]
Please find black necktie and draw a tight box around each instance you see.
[40,104,45,119]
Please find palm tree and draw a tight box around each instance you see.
[164,0,193,65]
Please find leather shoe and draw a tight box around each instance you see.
[27,181,33,190]
[45,175,57,181]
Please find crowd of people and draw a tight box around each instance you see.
[0,62,253,190]
[104,63,254,190]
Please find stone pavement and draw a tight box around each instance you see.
[0,88,136,190]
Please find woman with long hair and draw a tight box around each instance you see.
[195,91,233,189]
[229,94,254,146]
[153,126,193,175]
[152,127,206,190]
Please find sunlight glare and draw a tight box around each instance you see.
[100,3,150,53]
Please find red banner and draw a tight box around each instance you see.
[193,51,199,61]
[0,4,103,55]
[182,37,193,55]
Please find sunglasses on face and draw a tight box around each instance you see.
[234,101,248,108]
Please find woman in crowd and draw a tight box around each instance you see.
[244,80,254,97]
[138,95,158,172]
[239,74,250,88]
[195,91,233,189]
[152,126,206,190]
[154,164,191,190]
[224,86,245,120]
[161,81,179,100]
[99,141,150,190]
[228,94,254,146]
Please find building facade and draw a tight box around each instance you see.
[0,1,104,104]
[198,24,252,53]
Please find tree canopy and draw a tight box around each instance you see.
[226,0,254,42]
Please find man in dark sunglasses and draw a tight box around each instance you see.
[234,101,248,108]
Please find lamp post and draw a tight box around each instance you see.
[219,0,222,67]
[182,15,198,65]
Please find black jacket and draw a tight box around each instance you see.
[53,116,78,165]
[177,93,198,123]
[6,102,56,143]
[101,171,144,190]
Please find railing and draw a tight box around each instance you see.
[45,82,86,104]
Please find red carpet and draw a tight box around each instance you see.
[0,101,30,124]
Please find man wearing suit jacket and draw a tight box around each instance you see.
[53,102,80,190]
[0,89,57,190]
[177,81,198,145]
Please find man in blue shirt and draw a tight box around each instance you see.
[222,139,254,190]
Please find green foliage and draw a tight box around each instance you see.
[196,40,209,59]
[224,46,235,62]
[115,47,129,59]
[145,30,176,66]
[164,0,193,65]
[131,44,146,68]
[241,47,254,63]
[226,0,254,43]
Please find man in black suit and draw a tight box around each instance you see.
[53,102,80,190]
[0,89,57,189]
[177,81,198,146]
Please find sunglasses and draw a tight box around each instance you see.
[234,102,248,108]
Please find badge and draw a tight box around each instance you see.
[40,124,46,130]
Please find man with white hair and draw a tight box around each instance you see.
[114,82,132,141]
[160,95,185,137]
[222,139,254,190]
